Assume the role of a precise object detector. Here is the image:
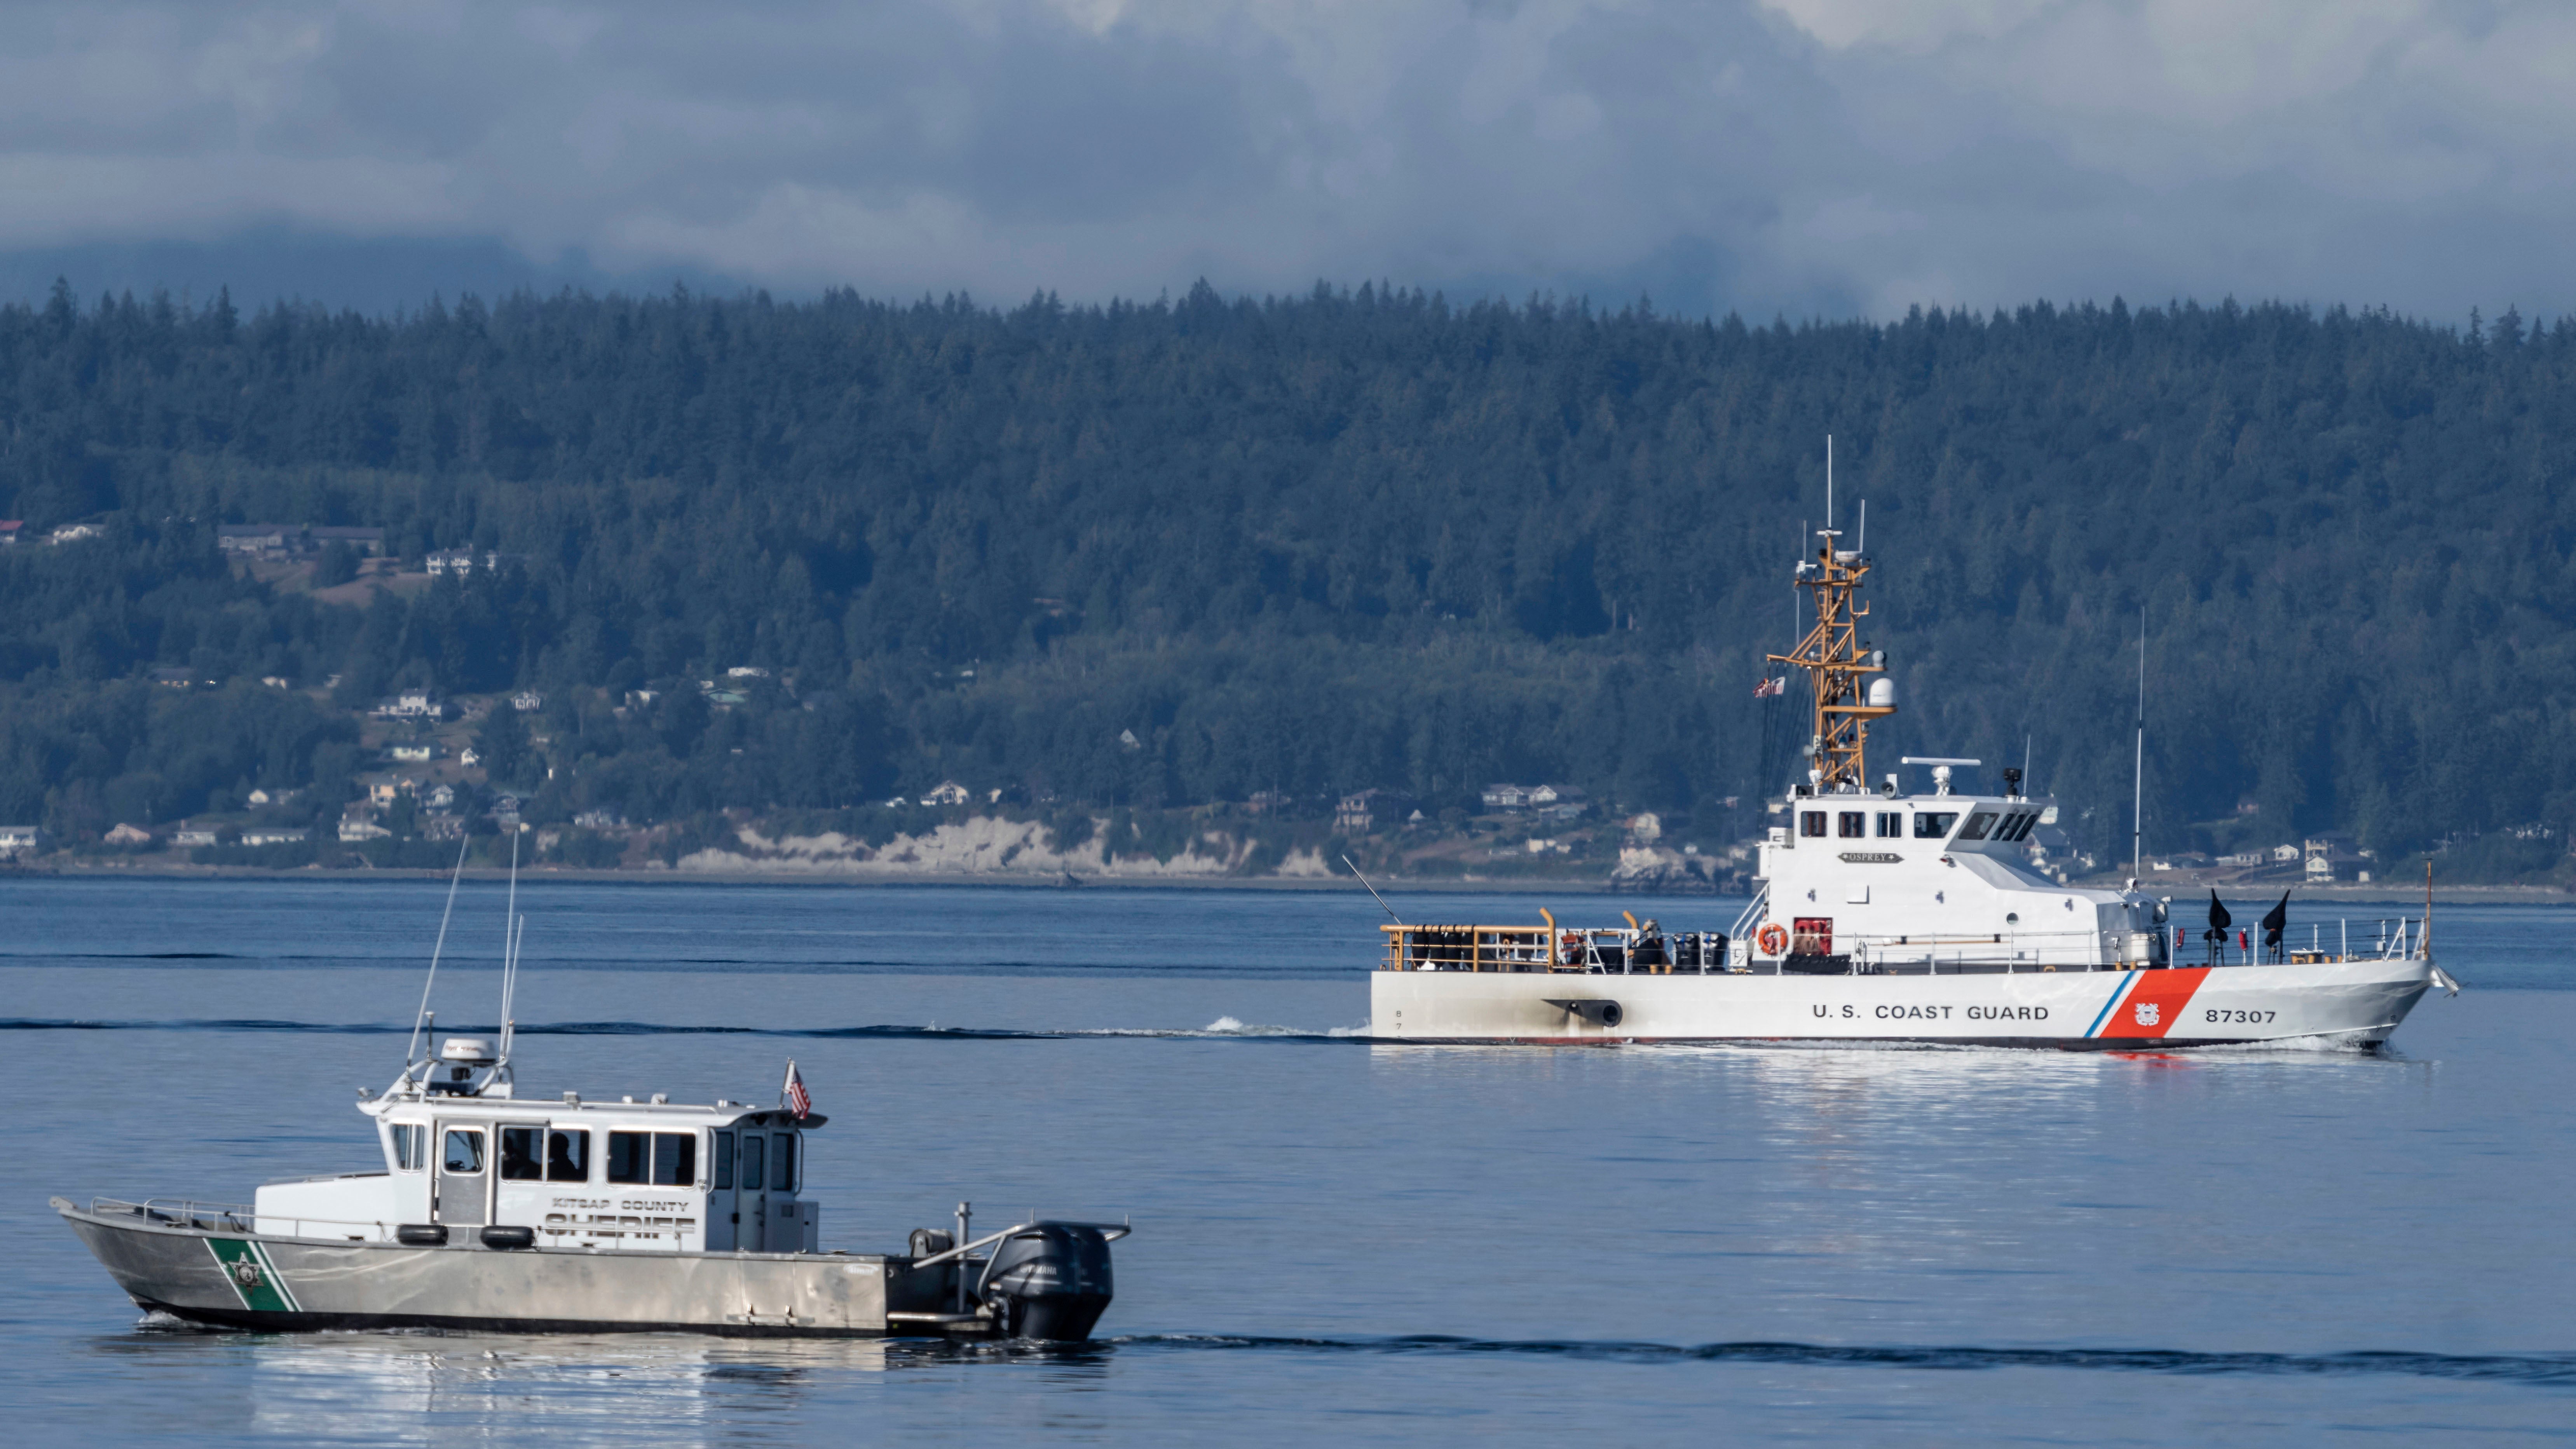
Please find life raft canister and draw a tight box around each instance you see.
[1755,922,1790,956]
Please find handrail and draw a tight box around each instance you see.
[908,1221,1134,1271]
[91,1196,400,1238]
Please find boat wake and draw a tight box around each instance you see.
[1105,1333,2576,1386]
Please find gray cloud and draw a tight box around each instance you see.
[0,0,2563,319]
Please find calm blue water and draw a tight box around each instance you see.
[4,877,2571,1445]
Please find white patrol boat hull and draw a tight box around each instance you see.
[1371,957,2436,1048]
[54,1197,1117,1339]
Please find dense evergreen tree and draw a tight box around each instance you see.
[0,280,2571,872]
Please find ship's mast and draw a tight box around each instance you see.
[1767,442,1893,792]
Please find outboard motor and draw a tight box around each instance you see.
[977,1223,1116,1342]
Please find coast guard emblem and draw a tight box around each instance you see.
[2133,1002,2160,1027]
[232,1261,261,1289]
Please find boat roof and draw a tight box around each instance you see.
[360,1092,825,1130]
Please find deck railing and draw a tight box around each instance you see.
[1381,914,2433,974]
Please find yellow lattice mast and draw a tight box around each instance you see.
[1767,525,1894,792]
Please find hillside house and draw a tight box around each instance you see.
[339,818,392,842]
[217,524,385,561]
[1336,788,1409,832]
[425,549,526,577]
[374,689,443,719]
[169,826,217,847]
[920,780,972,807]
[1482,784,1532,811]
[104,823,155,846]
[239,828,309,846]
[389,743,437,762]
[0,520,19,546]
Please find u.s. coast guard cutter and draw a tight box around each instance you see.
[55,863,1127,1339]
[1372,509,2453,1049]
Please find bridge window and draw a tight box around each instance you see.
[499,1126,544,1181]
[1912,812,1958,839]
[607,1131,698,1186]
[391,1124,426,1172]
[1876,813,1901,837]
[1838,812,1864,837]
[1959,811,1997,841]
[714,1131,735,1189]
[742,1134,766,1191]
[546,1129,590,1182]
[1800,811,1827,837]
[607,1132,648,1184]
[773,1134,798,1193]
[653,1133,697,1187]
[442,1129,484,1175]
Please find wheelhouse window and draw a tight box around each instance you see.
[1837,812,1864,838]
[442,1129,485,1174]
[1958,811,1997,841]
[546,1129,590,1182]
[1800,811,1827,837]
[652,1133,696,1187]
[607,1131,697,1186]
[391,1124,427,1172]
[1912,812,1959,839]
[714,1131,735,1189]
[742,1134,766,1191]
[772,1134,797,1193]
[499,1126,544,1181]
[607,1132,649,1184]
[1875,813,1901,838]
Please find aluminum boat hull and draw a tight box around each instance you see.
[1371,958,2435,1048]
[54,1198,966,1337]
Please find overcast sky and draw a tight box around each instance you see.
[2,0,2564,321]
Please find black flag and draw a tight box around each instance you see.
[2204,890,2232,941]
[2260,891,2289,951]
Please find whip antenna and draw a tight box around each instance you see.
[404,831,473,1072]
[1343,855,1404,926]
[2133,608,2146,879]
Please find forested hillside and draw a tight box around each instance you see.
[2,278,2571,873]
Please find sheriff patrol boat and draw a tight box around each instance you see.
[55,864,1127,1339]
[1371,506,2454,1049]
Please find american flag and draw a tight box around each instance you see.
[1753,676,1787,698]
[782,1059,812,1119]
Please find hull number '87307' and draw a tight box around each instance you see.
[2205,1009,2276,1024]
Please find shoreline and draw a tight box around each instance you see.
[1,859,2567,905]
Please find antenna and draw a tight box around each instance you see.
[1858,499,1866,555]
[1342,854,1404,926]
[495,826,523,1072]
[404,831,474,1074]
[1825,435,1833,532]
[2132,608,2146,879]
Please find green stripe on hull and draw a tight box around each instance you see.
[206,1238,299,1314]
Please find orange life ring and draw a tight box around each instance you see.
[1756,922,1790,956]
